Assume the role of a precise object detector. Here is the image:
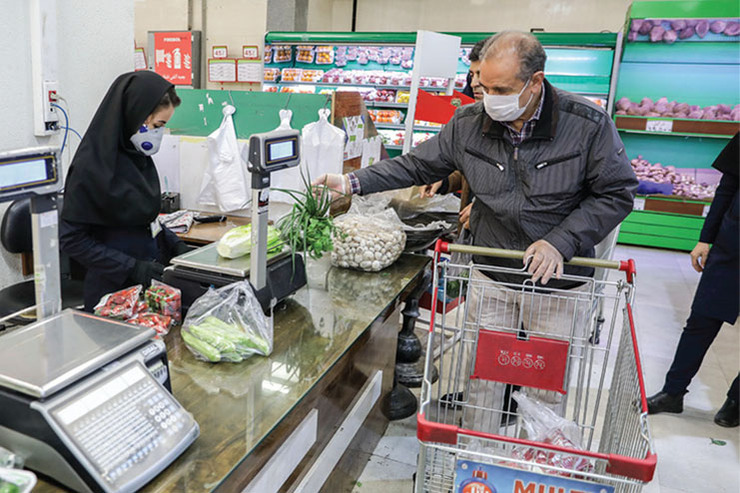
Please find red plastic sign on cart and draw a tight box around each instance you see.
[153,32,193,85]
[472,330,570,393]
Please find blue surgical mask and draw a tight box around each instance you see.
[130,125,165,156]
[482,78,533,122]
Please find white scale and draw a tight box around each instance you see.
[0,147,198,492]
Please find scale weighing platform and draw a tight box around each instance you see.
[164,242,306,312]
[0,310,199,493]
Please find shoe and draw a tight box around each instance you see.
[646,391,684,414]
[440,392,464,409]
[714,398,739,428]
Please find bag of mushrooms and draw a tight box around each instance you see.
[331,195,406,272]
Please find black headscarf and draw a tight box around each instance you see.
[62,71,173,226]
[712,132,739,179]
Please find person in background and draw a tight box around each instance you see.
[647,133,739,428]
[60,71,190,312]
[421,37,491,230]
[315,31,636,424]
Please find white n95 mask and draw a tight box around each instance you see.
[130,125,165,156]
[482,78,533,122]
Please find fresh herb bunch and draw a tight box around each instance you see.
[275,169,339,260]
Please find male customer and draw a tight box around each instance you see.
[316,31,636,426]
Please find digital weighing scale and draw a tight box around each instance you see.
[0,310,198,493]
[164,127,307,313]
[0,147,198,492]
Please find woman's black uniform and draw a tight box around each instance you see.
[60,71,185,311]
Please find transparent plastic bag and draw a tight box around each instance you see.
[181,280,272,363]
[0,467,36,493]
[94,285,142,320]
[331,196,406,272]
[512,391,594,475]
[145,280,181,322]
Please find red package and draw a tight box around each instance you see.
[94,285,142,319]
[145,280,182,322]
[126,312,173,336]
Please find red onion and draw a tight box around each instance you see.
[631,19,644,32]
[716,104,731,114]
[725,21,740,36]
[671,20,687,31]
[679,27,696,39]
[663,30,678,43]
[616,97,631,111]
[638,20,653,35]
[710,20,727,33]
[696,20,709,37]
[650,25,666,42]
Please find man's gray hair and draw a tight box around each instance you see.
[481,31,547,81]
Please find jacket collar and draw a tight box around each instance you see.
[482,78,558,142]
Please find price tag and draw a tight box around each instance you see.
[645,119,673,133]
[243,45,260,60]
[633,197,646,211]
[702,204,710,217]
[212,46,228,59]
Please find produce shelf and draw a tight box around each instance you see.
[374,123,441,132]
[633,194,711,216]
[615,115,739,138]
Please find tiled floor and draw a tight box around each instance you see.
[351,245,740,493]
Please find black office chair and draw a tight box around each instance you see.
[0,195,85,321]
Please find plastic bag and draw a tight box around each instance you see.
[512,392,594,475]
[331,195,406,272]
[199,105,251,212]
[0,467,36,493]
[181,280,272,363]
[94,285,142,319]
[126,312,173,336]
[272,108,345,205]
[267,110,302,203]
[145,280,182,322]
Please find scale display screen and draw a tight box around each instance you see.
[265,138,298,165]
[0,154,57,193]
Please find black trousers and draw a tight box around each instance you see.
[663,310,739,401]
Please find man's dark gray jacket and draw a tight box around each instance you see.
[353,80,638,279]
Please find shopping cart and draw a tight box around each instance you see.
[416,240,655,493]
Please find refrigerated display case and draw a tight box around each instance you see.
[263,32,623,155]
[614,0,740,251]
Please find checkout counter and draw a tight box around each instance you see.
[32,253,429,492]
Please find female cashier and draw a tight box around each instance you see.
[60,71,189,312]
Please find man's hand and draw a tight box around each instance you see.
[459,203,472,229]
[690,241,710,273]
[420,180,443,198]
[312,173,349,200]
[524,239,563,285]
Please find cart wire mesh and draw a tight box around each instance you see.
[415,240,655,493]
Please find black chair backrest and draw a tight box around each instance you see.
[0,198,32,254]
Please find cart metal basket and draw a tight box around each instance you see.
[416,240,655,493]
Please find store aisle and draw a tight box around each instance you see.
[352,245,739,493]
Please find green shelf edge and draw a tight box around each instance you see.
[266,31,617,48]
[627,0,740,20]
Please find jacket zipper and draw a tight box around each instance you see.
[535,151,580,170]
[465,148,504,171]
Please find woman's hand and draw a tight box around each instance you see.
[690,242,711,273]
[419,181,443,198]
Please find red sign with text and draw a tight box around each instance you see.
[153,32,192,85]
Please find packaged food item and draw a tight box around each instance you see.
[331,197,406,272]
[126,312,173,335]
[263,68,280,82]
[263,45,273,63]
[145,280,182,322]
[300,69,324,82]
[368,109,404,124]
[315,45,334,64]
[273,45,293,63]
[182,281,272,363]
[396,91,410,104]
[280,68,301,82]
[296,45,315,63]
[0,467,36,493]
[133,300,149,315]
[94,285,142,320]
